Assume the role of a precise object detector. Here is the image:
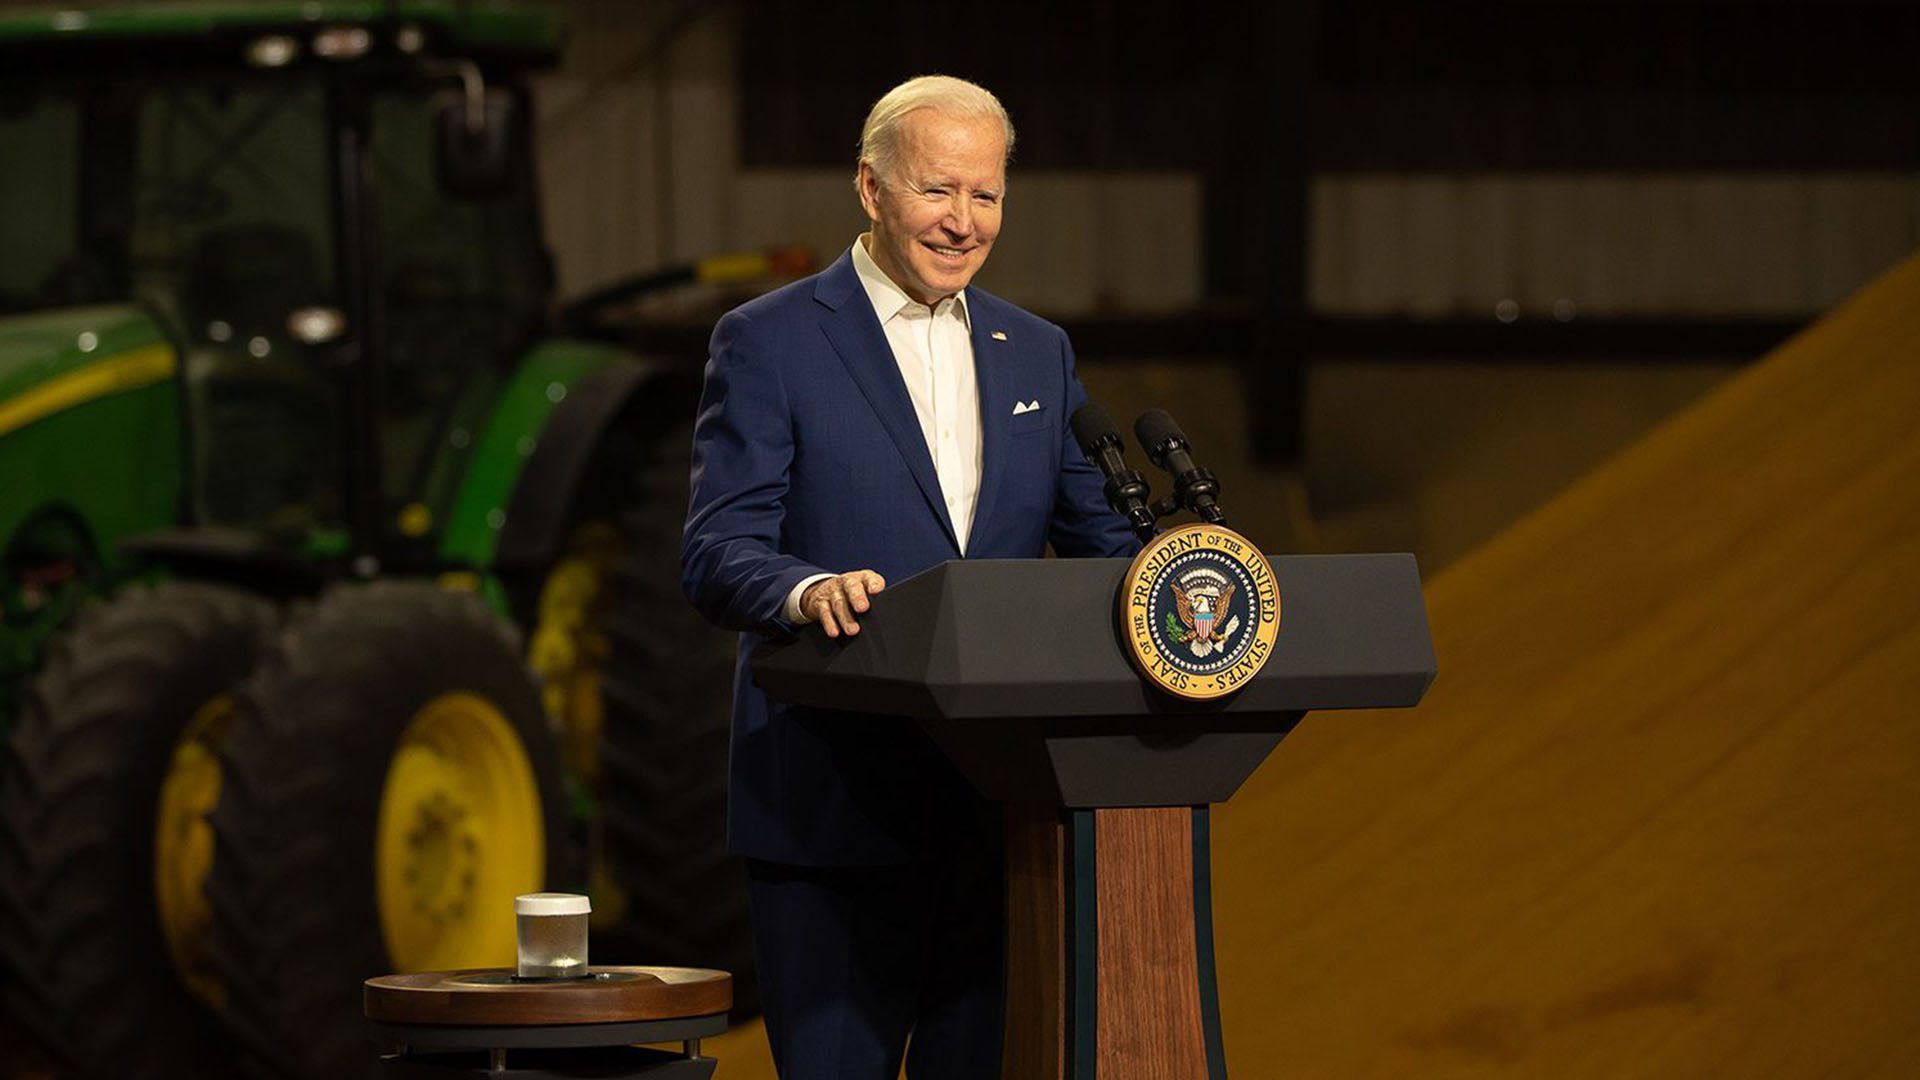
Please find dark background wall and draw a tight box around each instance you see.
[540,0,1917,567]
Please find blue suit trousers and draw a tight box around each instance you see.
[745,824,1005,1079]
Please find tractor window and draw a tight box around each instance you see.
[368,89,546,520]
[132,79,337,340]
[0,90,83,313]
[131,78,345,534]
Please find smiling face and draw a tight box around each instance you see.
[858,108,1006,306]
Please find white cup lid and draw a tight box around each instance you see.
[515,892,591,916]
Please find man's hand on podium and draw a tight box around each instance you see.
[800,570,887,638]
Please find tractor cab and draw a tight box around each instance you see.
[0,4,553,568]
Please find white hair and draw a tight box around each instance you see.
[856,74,1015,187]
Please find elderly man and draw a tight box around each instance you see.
[682,75,1138,1078]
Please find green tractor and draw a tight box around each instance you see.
[0,5,758,1078]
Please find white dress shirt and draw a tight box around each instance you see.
[782,235,985,621]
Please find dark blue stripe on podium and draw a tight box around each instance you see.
[1193,807,1229,1078]
[1071,809,1098,1080]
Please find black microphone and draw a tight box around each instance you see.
[1069,403,1157,539]
[1133,409,1226,525]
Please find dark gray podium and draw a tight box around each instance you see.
[754,554,1434,1079]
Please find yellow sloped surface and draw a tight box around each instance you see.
[699,1023,776,1076]
[1215,251,1920,1077]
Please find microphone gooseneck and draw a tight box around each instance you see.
[1070,403,1158,540]
[1132,409,1226,525]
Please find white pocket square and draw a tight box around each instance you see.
[1011,400,1041,415]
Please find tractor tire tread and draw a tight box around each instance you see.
[0,582,276,1080]
[205,582,563,1080]
[592,420,754,1011]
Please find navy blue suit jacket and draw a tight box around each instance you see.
[682,251,1138,866]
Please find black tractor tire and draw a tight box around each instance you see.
[549,403,755,1015]
[599,503,752,1007]
[203,583,569,1080]
[0,582,277,1080]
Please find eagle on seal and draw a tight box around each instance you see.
[1173,581,1238,654]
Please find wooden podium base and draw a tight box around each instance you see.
[1004,805,1229,1079]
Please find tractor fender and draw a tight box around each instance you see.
[492,360,695,580]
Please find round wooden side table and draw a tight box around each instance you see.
[364,966,730,1078]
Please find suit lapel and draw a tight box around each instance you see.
[814,257,961,551]
[967,289,1011,553]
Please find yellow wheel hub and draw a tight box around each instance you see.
[528,522,616,787]
[526,521,627,926]
[376,692,544,972]
[155,695,234,1008]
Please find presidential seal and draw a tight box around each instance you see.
[1118,523,1280,700]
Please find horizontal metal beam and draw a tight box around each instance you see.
[1301,315,1803,363]
[603,313,1803,365]
[1056,314,1801,363]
